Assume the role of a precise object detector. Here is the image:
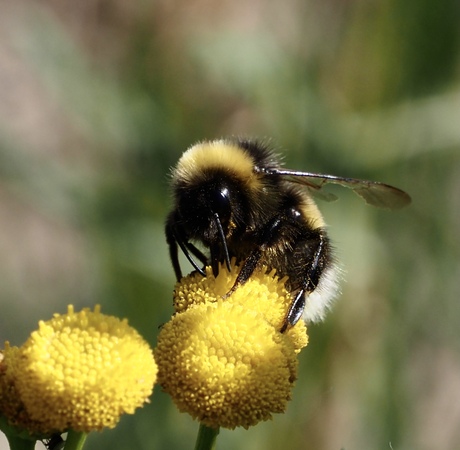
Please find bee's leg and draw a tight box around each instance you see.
[223,216,283,298]
[165,216,207,280]
[280,290,305,333]
[176,237,207,278]
[185,242,208,266]
[281,232,327,332]
[165,218,183,281]
[222,248,262,298]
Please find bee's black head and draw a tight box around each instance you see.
[175,175,238,245]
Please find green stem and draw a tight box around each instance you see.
[63,430,88,450]
[4,434,35,450]
[194,423,219,450]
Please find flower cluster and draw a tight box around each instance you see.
[0,305,157,436]
[155,263,308,429]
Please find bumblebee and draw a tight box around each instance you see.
[165,139,411,332]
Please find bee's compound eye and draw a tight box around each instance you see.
[211,186,232,225]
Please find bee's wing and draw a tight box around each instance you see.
[267,168,411,210]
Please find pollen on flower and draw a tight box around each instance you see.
[156,292,306,429]
[173,262,308,351]
[10,305,157,434]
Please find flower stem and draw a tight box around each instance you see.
[63,430,88,450]
[194,423,219,450]
[4,435,35,450]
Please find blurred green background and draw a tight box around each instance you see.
[1,0,459,449]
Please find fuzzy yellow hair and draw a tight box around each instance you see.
[173,140,259,188]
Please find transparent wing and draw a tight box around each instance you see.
[266,168,411,210]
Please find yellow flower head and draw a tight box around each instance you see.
[156,264,308,429]
[0,343,46,436]
[0,343,22,422]
[9,305,157,434]
[173,262,308,351]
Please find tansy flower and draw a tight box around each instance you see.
[155,264,308,429]
[0,343,46,437]
[2,305,157,435]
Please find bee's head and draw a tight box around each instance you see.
[175,177,237,245]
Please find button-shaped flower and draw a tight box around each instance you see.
[0,343,45,436]
[155,264,308,429]
[1,305,157,434]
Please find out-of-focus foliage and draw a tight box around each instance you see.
[0,0,459,449]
